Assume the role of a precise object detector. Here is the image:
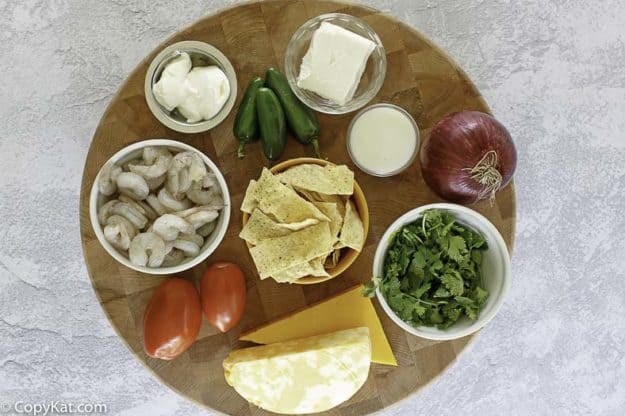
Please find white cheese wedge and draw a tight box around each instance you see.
[297,22,376,105]
[223,327,371,414]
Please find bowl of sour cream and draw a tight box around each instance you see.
[144,41,237,134]
[347,103,420,177]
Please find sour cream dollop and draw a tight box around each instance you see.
[152,52,230,123]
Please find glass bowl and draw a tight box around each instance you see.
[284,13,386,115]
[144,41,237,134]
[347,103,420,177]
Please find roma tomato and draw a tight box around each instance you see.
[143,278,202,360]
[200,262,246,332]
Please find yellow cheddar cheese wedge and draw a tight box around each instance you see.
[240,285,397,366]
[224,327,371,414]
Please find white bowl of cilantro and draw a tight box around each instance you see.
[365,203,511,340]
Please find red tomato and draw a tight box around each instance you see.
[200,262,247,332]
[143,278,202,360]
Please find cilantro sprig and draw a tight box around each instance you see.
[364,209,489,329]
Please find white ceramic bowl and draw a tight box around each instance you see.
[373,203,511,340]
[89,139,231,275]
[144,41,238,133]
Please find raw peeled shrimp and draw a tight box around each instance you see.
[129,232,166,267]
[152,214,194,241]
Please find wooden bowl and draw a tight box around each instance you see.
[241,157,369,284]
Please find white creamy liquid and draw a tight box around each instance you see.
[349,106,418,176]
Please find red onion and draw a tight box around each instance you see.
[420,111,517,205]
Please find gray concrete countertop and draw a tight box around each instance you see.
[1,0,623,415]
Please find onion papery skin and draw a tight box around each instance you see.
[420,111,517,205]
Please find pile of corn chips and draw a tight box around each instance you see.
[239,164,365,283]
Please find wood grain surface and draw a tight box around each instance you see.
[79,1,516,414]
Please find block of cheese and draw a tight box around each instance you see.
[297,22,376,105]
[240,285,397,366]
[224,327,371,414]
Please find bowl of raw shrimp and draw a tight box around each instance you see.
[88,139,231,275]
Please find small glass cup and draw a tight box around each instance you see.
[347,103,420,177]
[284,13,386,115]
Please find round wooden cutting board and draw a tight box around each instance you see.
[79,1,516,414]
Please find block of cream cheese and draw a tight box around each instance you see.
[297,22,376,105]
[224,327,371,414]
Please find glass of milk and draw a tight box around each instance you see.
[347,104,420,177]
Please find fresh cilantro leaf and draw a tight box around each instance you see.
[385,260,402,282]
[397,246,413,275]
[454,296,475,306]
[410,305,427,322]
[464,305,478,320]
[441,272,464,296]
[407,253,426,284]
[439,216,455,237]
[442,305,462,322]
[414,303,427,317]
[445,235,467,262]
[412,250,427,268]
[471,250,482,265]
[473,286,489,306]
[383,276,401,297]
[428,258,443,277]
[388,294,413,321]
[362,276,382,298]
[462,228,487,250]
[427,308,444,324]
[398,304,414,322]
[411,282,431,299]
[400,227,422,247]
[437,319,457,329]
[433,286,450,298]
[424,210,443,229]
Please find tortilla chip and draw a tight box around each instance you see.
[249,222,334,279]
[272,255,331,283]
[276,218,319,231]
[239,209,292,245]
[309,254,331,273]
[312,202,343,238]
[255,168,328,223]
[278,164,354,195]
[338,200,365,252]
[240,180,258,213]
[295,189,323,202]
[299,189,346,210]
[324,248,343,269]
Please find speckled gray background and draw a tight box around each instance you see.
[1,0,623,415]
